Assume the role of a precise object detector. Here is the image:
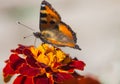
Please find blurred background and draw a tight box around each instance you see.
[0,0,120,84]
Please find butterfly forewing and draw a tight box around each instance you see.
[40,1,61,31]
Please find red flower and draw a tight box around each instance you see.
[56,75,101,84]
[77,76,101,84]
[3,44,86,84]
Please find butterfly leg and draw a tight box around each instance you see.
[41,43,46,51]
[34,38,37,47]
[50,44,58,55]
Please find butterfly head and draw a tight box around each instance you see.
[33,32,41,38]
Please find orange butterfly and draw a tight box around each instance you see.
[33,0,81,50]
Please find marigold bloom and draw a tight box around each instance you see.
[3,44,86,84]
[57,75,101,84]
[77,76,101,84]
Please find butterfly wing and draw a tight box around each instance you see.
[58,22,77,44]
[39,1,76,45]
[40,0,61,31]
[40,21,81,50]
[56,22,81,50]
[37,0,81,50]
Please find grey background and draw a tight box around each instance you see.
[0,0,120,84]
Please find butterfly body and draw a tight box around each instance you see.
[33,0,81,50]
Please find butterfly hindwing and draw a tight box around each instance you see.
[58,21,77,43]
[40,21,77,48]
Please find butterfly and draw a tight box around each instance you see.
[33,0,81,50]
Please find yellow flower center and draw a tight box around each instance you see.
[30,44,66,67]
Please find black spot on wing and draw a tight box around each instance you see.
[54,25,59,30]
[49,20,55,24]
[41,6,46,10]
[40,13,47,17]
[40,20,47,24]
[40,0,61,31]
[41,0,61,19]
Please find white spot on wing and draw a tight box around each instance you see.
[41,4,45,7]
[40,18,47,21]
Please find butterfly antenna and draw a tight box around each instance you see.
[24,34,33,39]
[18,21,35,31]
[34,38,37,47]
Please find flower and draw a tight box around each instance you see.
[77,76,101,84]
[3,43,86,84]
[56,75,101,84]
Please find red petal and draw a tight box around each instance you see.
[60,65,74,72]
[9,54,25,70]
[78,77,101,84]
[70,60,86,70]
[22,48,40,68]
[3,54,25,82]
[72,71,84,79]
[11,44,33,54]
[56,78,77,84]
[53,72,73,83]
[23,48,33,57]
[13,75,34,84]
[3,63,15,82]
[3,63,15,78]
[26,55,40,68]
[11,44,26,54]
[53,62,61,68]
[19,64,40,76]
[34,75,52,84]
